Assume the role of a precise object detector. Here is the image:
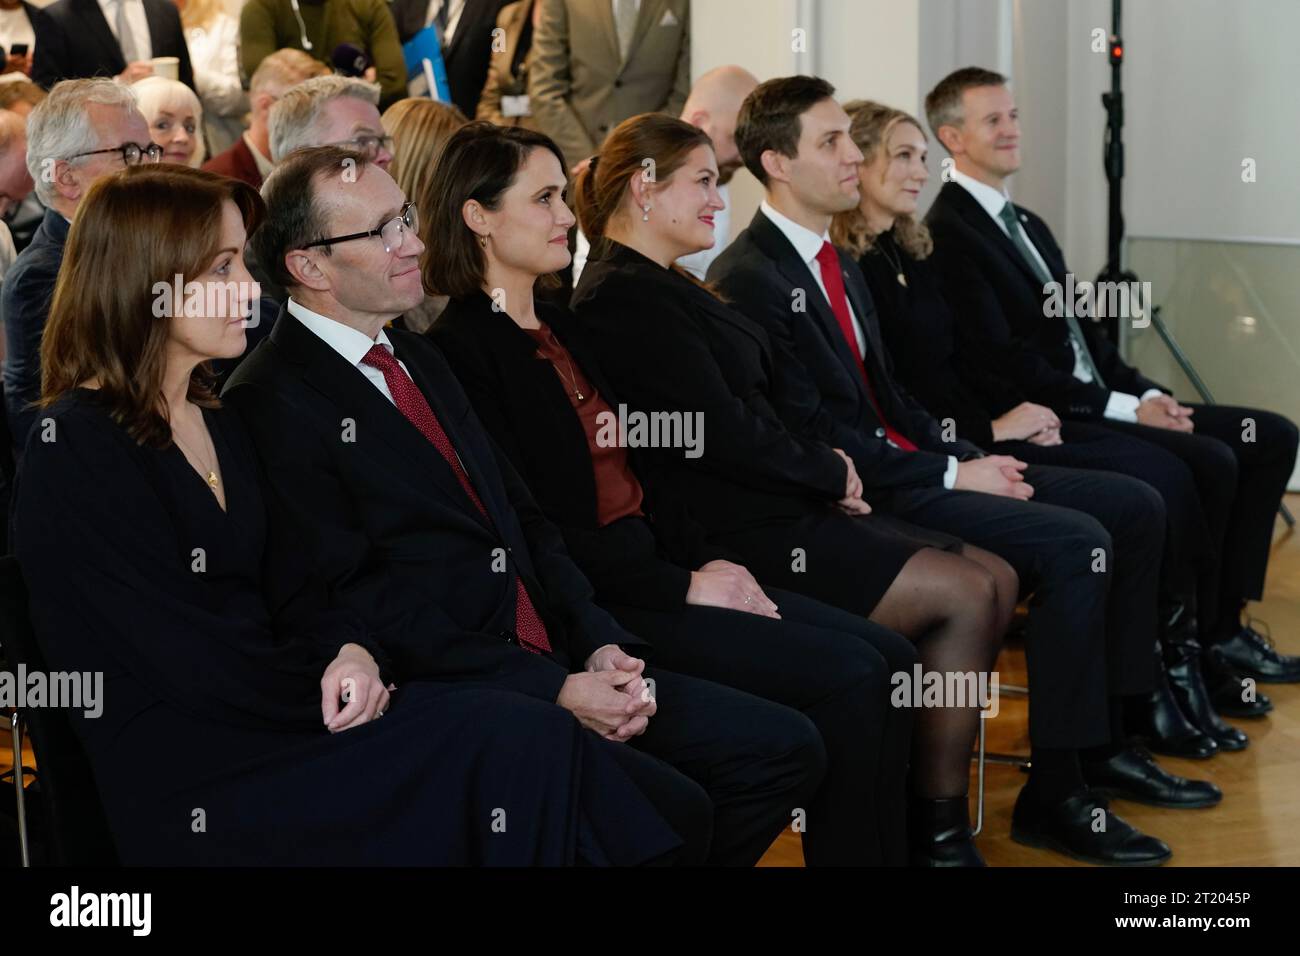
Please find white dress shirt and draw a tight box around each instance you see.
[96,0,152,61]
[758,201,958,488]
[948,168,1159,423]
[424,0,466,43]
[287,298,411,404]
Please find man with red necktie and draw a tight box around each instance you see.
[224,144,827,867]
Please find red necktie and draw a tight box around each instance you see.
[362,344,552,654]
[814,241,917,452]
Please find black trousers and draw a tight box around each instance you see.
[994,421,1212,597]
[607,587,917,866]
[877,463,1163,748]
[616,666,827,866]
[1102,404,1298,636]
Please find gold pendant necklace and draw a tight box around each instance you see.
[174,425,220,489]
[877,235,908,287]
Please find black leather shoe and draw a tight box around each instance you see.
[1011,787,1171,866]
[1216,623,1300,683]
[1082,747,1222,809]
[909,796,985,867]
[1125,645,1217,759]
[1203,645,1273,718]
[1163,643,1248,752]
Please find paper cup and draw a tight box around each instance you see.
[150,56,180,81]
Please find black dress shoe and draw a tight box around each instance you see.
[1216,623,1300,683]
[1203,645,1273,718]
[1163,642,1249,752]
[1011,787,1171,866]
[1082,747,1222,809]
[1125,645,1217,759]
[909,796,985,867]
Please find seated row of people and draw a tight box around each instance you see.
[9,67,1298,866]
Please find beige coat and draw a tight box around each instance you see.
[528,0,690,168]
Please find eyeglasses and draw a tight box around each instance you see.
[323,133,393,160]
[305,201,419,255]
[67,142,164,166]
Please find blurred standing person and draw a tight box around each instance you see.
[238,0,406,107]
[389,0,506,119]
[179,0,246,155]
[32,0,196,90]
[0,0,42,77]
[475,0,538,130]
[529,0,688,175]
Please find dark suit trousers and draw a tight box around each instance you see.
[879,464,1164,748]
[623,666,826,866]
[1101,404,1298,637]
[993,421,1211,598]
[607,588,917,866]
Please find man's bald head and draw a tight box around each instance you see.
[682,65,759,183]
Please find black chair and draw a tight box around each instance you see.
[0,555,118,865]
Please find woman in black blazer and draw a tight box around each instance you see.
[832,99,1254,751]
[424,122,935,866]
[561,113,1014,861]
[11,164,686,866]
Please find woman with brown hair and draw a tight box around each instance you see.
[381,96,468,331]
[427,121,920,867]
[11,163,687,866]
[570,112,1017,865]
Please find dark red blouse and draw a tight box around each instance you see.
[524,324,644,526]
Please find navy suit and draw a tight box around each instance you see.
[3,208,68,460]
[223,305,826,866]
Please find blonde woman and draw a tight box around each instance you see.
[380,97,468,331]
[135,76,207,167]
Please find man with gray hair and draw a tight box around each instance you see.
[267,74,393,169]
[203,48,329,189]
[1,78,156,458]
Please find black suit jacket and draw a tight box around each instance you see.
[389,0,507,117]
[924,181,1163,420]
[32,0,195,90]
[222,305,645,702]
[709,210,982,495]
[572,240,848,541]
[430,290,738,611]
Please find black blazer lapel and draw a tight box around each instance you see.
[271,312,490,527]
[938,182,1044,290]
[748,210,867,392]
[72,0,127,72]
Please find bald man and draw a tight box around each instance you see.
[572,64,759,282]
[675,64,757,278]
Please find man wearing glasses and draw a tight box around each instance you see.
[3,77,158,460]
[224,147,826,864]
[267,74,394,170]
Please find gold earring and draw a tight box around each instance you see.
[479,235,488,247]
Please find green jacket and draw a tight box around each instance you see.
[240,0,408,108]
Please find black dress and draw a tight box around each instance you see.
[11,389,682,865]
[571,240,958,619]
[431,290,920,865]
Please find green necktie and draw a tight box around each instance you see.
[997,200,1105,387]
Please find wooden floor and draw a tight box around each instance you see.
[757,494,1300,866]
[4,498,1300,867]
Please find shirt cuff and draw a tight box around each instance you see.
[1140,388,1164,402]
[1103,391,1141,423]
[943,455,959,490]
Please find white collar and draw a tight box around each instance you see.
[949,167,1014,224]
[759,199,830,267]
[287,297,395,367]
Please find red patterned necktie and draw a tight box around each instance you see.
[814,241,917,452]
[361,344,552,654]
